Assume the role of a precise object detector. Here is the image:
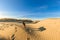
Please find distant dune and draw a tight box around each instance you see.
[0,18,60,40]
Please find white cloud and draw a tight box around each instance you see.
[56,1,60,5]
[36,5,48,10]
[0,11,38,18]
[0,11,60,20]
[39,5,48,9]
[57,1,60,3]
[0,11,22,18]
[0,11,13,18]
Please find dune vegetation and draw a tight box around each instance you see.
[0,18,60,40]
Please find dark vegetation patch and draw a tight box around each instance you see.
[38,27,46,31]
[0,18,33,23]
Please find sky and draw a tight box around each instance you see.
[0,0,60,19]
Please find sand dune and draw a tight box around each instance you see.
[0,18,60,40]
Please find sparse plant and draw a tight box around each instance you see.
[22,21,46,40]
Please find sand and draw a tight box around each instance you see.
[0,18,60,40]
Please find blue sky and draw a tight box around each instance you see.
[0,0,60,19]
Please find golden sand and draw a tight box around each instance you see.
[0,18,60,40]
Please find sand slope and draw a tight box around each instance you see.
[0,18,60,40]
